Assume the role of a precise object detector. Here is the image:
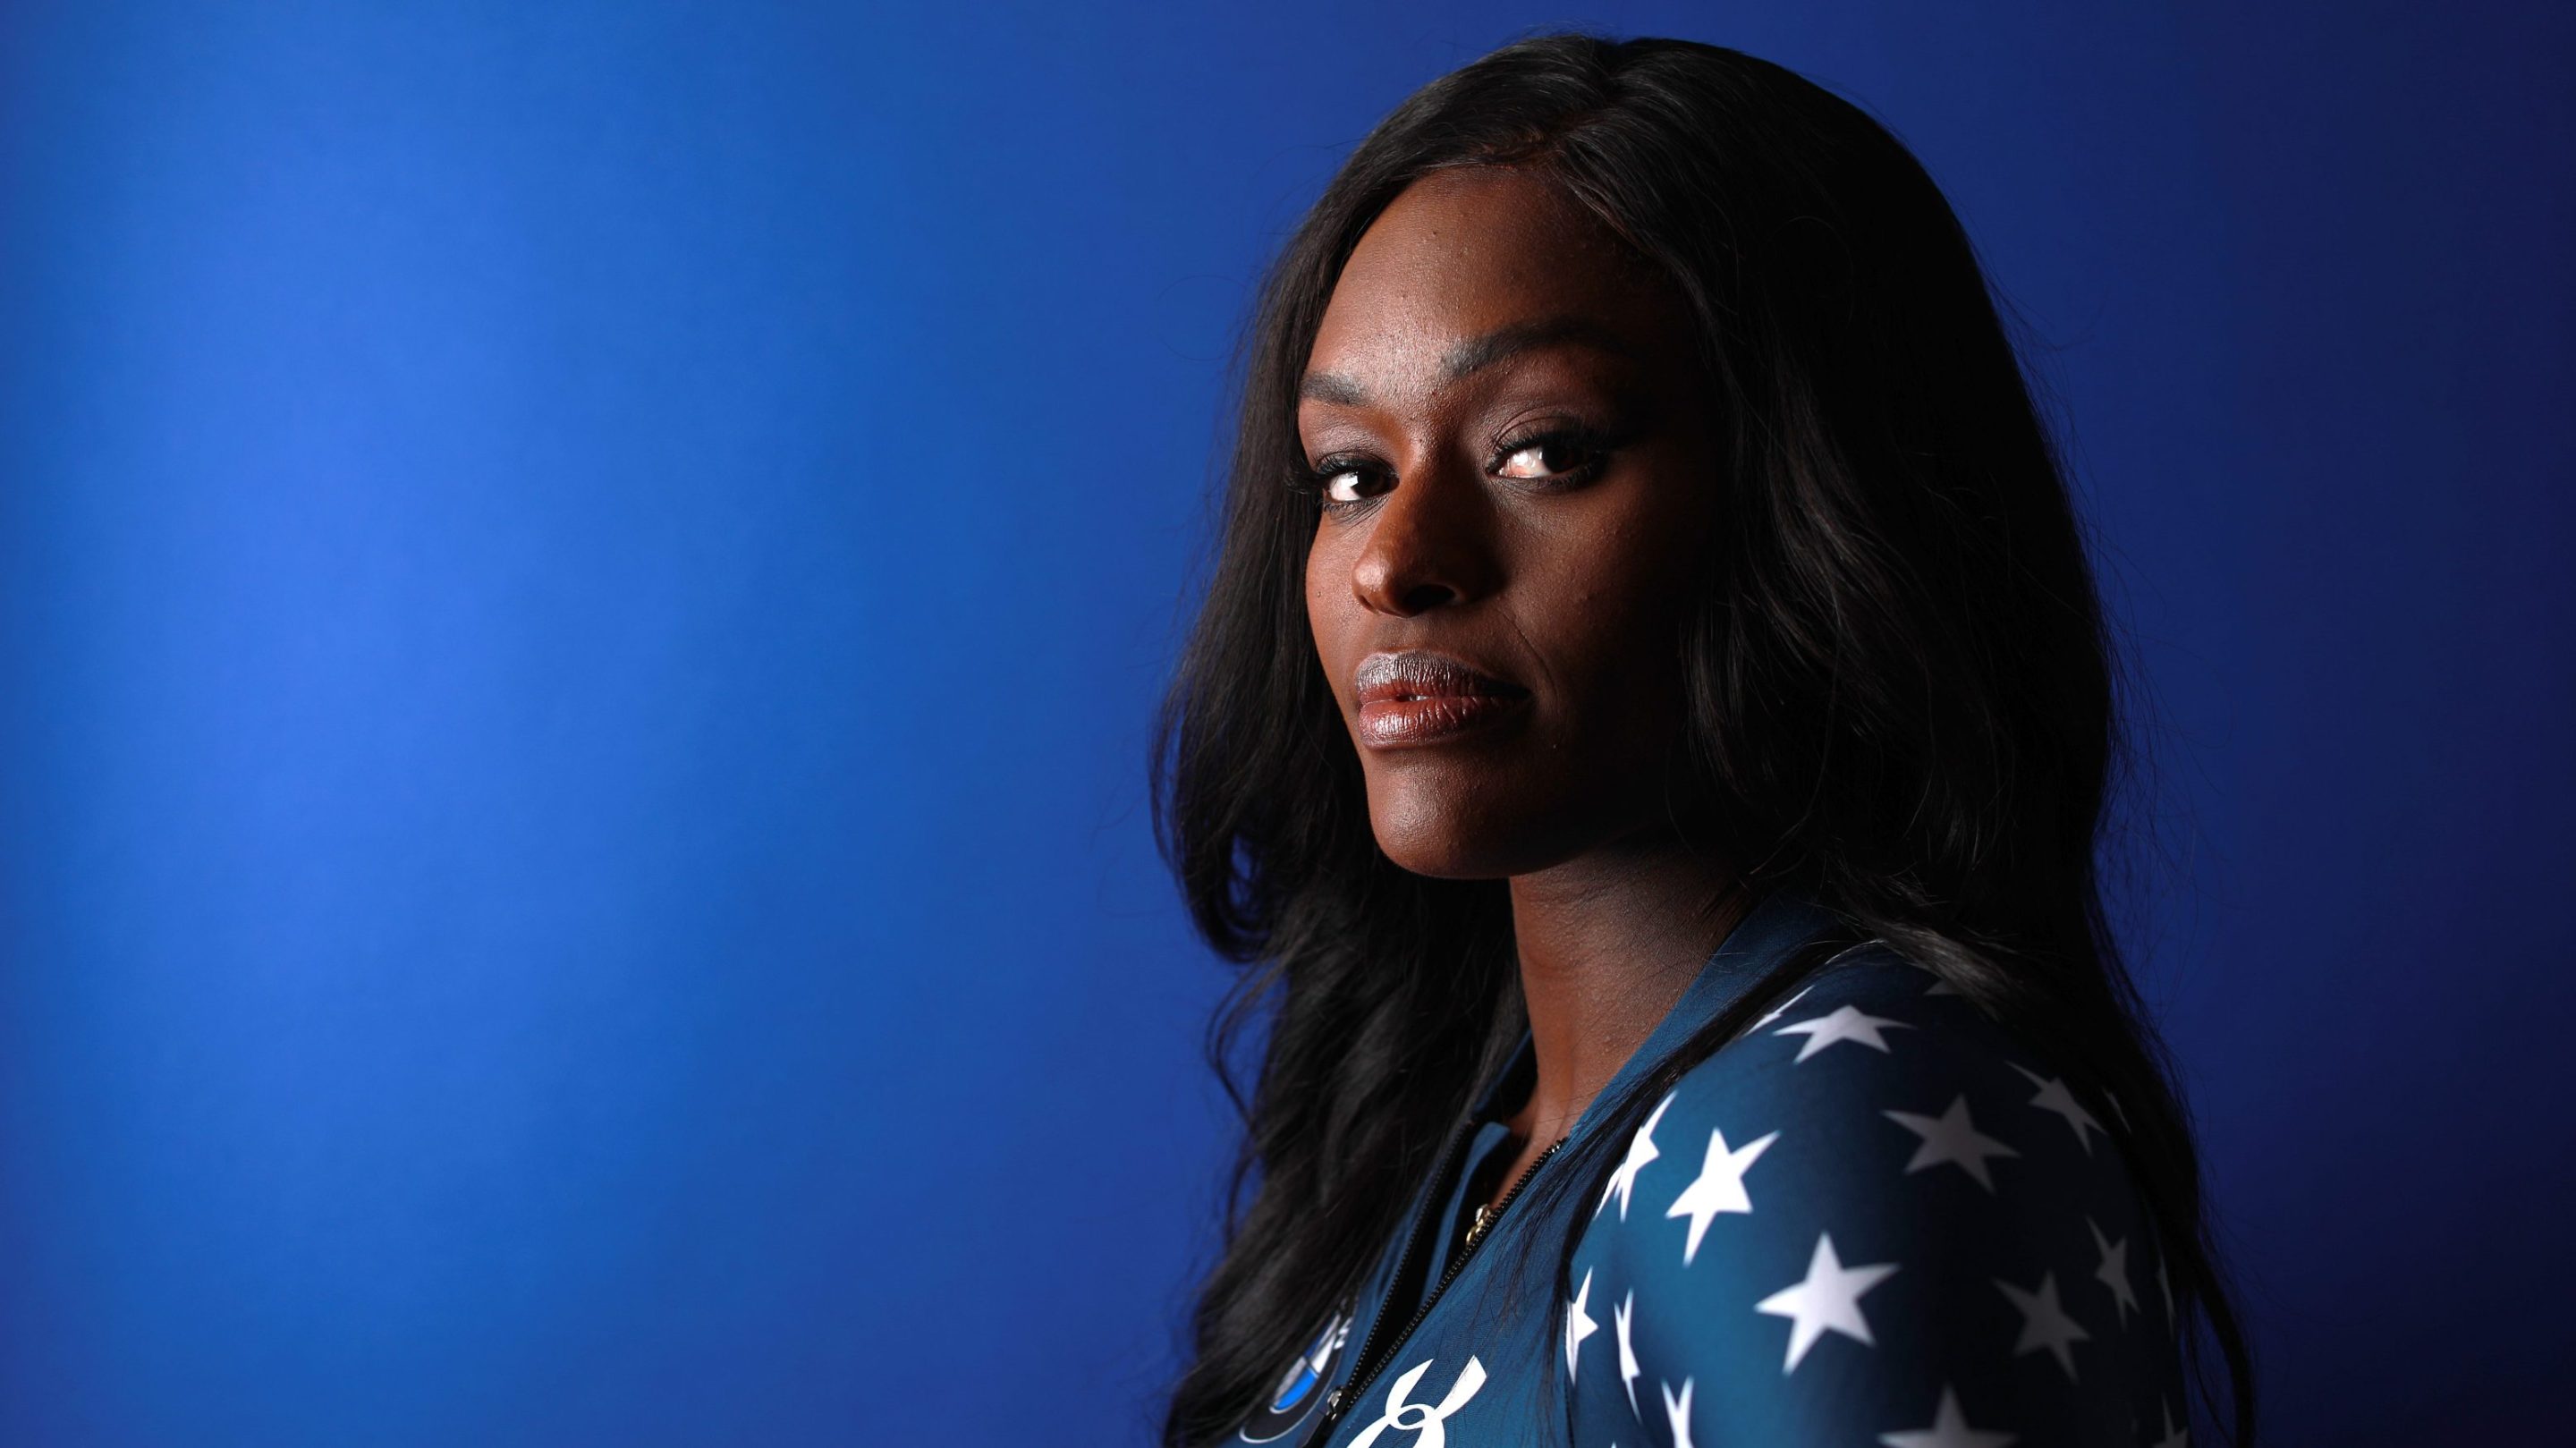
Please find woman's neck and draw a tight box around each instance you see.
[1498,834,1749,1146]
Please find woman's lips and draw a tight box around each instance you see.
[1352,651,1531,748]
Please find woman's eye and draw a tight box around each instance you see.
[1494,431,1596,480]
[1316,465,1384,505]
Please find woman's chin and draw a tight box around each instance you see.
[1366,792,1583,881]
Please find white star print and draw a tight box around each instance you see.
[1882,1096,2019,1192]
[2007,1063,2105,1154]
[1614,1289,1641,1420]
[1902,957,1963,998]
[1774,1003,1913,1063]
[2087,1216,2139,1325]
[1597,1094,1674,1220]
[1746,983,1818,1035]
[1665,1125,1778,1263]
[1755,1232,1900,1372]
[2152,1396,2190,1448]
[1661,1376,1696,1448]
[1565,1267,1599,1380]
[1877,1384,2017,1448]
[1993,1270,2089,1380]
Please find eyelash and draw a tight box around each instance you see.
[1298,423,1617,516]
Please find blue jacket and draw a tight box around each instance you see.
[1231,888,2191,1448]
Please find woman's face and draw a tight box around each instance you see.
[1301,165,1725,879]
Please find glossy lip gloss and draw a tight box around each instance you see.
[1353,650,1531,749]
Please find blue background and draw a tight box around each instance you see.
[2,3,2567,1443]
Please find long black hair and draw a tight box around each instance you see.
[1149,31,2254,1446]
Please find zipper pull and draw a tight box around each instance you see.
[1297,1385,1343,1446]
[1463,1203,1494,1250]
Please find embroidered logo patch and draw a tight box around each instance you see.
[1236,1308,1352,1443]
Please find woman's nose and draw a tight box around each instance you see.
[1349,461,1500,616]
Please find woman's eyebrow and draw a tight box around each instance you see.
[1297,314,1640,406]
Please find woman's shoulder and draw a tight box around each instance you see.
[1671,940,2119,1148]
[1561,942,2190,1446]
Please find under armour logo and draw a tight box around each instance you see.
[1345,1355,1487,1448]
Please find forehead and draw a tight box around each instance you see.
[1305,166,1680,393]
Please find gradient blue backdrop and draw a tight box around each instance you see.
[3,3,2567,1443]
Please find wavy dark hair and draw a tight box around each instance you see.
[1149,31,2254,1446]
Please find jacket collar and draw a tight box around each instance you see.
[1463,885,1847,1136]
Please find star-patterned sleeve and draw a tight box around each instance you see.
[1562,949,2194,1448]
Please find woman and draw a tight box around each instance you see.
[1150,33,2255,1448]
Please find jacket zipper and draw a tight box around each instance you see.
[1299,1132,1568,1445]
